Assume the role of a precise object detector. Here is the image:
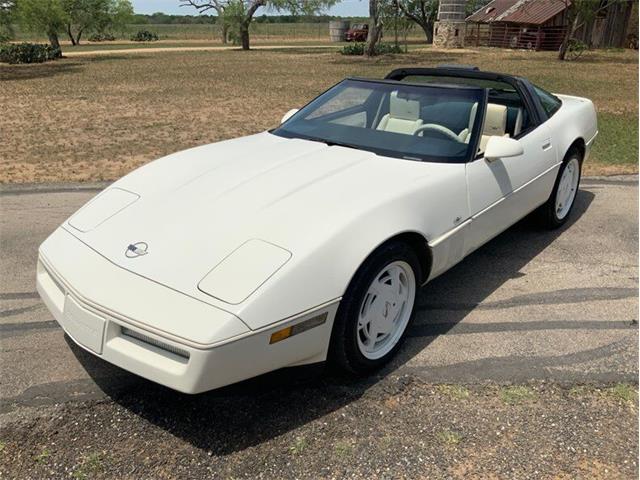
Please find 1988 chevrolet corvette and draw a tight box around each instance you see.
[37,66,598,393]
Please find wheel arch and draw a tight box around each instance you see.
[565,137,586,162]
[328,229,432,372]
[346,230,433,290]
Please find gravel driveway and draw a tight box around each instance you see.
[0,176,637,478]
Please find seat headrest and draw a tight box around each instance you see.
[483,103,508,136]
[389,91,420,120]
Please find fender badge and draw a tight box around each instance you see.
[125,242,149,258]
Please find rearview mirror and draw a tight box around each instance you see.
[484,136,524,161]
[281,108,299,124]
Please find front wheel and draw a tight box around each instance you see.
[538,149,582,229]
[329,241,420,374]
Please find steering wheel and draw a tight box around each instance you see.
[413,123,460,142]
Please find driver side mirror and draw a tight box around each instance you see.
[281,108,299,124]
[484,136,524,161]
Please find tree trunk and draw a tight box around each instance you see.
[240,21,250,50]
[559,12,580,60]
[420,22,433,44]
[221,23,228,44]
[365,23,383,55]
[47,31,62,55]
[239,0,265,50]
[364,0,383,56]
[67,24,77,46]
[393,5,399,47]
[76,28,83,45]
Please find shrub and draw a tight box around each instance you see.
[375,43,403,54]
[88,32,116,42]
[0,43,61,64]
[341,42,364,55]
[130,30,158,42]
[565,38,587,60]
[0,30,12,44]
[341,42,404,56]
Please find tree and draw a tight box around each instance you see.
[380,0,412,50]
[181,0,336,50]
[557,0,625,60]
[61,0,132,45]
[17,0,132,48]
[62,0,106,45]
[394,0,438,43]
[364,0,383,56]
[103,0,134,36]
[89,0,135,37]
[465,0,491,16]
[17,0,66,51]
[180,0,229,43]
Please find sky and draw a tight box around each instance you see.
[131,0,369,17]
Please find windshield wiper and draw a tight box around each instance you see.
[303,136,359,150]
[325,140,359,150]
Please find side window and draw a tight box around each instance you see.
[399,75,535,138]
[533,85,562,118]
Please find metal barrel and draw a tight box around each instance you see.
[329,20,350,42]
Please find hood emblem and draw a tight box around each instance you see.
[126,242,149,258]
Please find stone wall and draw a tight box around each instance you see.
[433,21,466,48]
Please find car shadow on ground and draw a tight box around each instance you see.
[69,189,595,455]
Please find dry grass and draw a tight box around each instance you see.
[0,47,637,183]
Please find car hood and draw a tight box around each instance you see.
[63,132,445,316]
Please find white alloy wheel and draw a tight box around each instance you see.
[555,157,580,220]
[356,260,416,360]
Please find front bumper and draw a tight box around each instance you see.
[37,228,338,394]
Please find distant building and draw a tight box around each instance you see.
[434,0,467,48]
[466,0,637,51]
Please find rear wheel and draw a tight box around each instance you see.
[538,149,582,229]
[329,241,420,374]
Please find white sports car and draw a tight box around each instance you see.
[37,66,598,393]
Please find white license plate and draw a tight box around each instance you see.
[62,296,106,354]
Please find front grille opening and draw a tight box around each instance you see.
[121,327,190,360]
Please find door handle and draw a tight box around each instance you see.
[542,139,552,151]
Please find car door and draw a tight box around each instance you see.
[464,121,558,255]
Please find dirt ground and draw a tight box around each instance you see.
[0,47,637,183]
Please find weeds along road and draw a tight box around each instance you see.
[0,177,637,478]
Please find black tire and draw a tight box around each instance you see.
[537,148,583,229]
[328,241,421,375]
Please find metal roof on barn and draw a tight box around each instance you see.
[467,0,570,25]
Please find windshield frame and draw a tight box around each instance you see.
[272,78,488,164]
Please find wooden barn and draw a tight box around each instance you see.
[466,0,637,51]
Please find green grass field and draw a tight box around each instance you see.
[0,46,637,183]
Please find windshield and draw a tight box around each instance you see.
[272,79,484,163]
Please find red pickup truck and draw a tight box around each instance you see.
[345,24,369,42]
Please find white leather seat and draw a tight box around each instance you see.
[377,91,423,135]
[479,103,509,153]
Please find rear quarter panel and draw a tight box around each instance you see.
[548,94,598,161]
